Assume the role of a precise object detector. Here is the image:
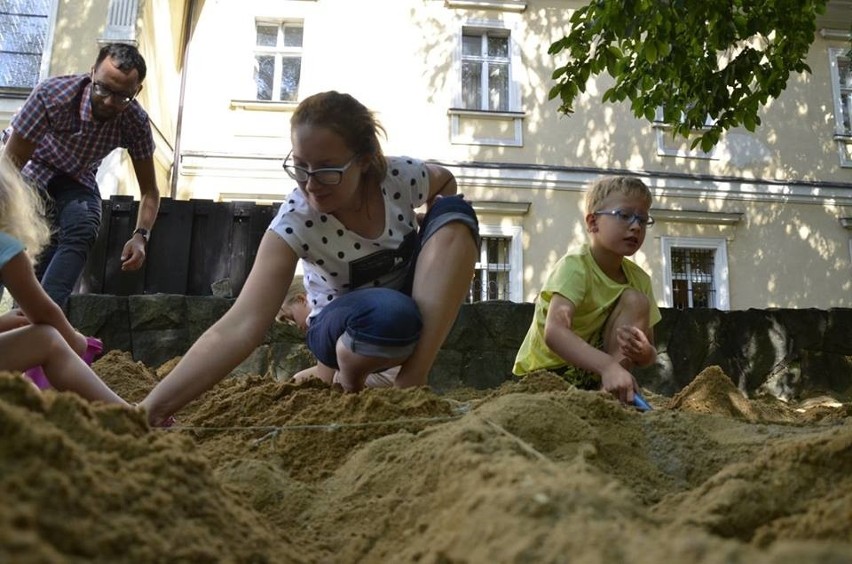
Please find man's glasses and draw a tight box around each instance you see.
[593,209,655,227]
[282,151,358,186]
[91,80,137,105]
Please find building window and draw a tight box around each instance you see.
[102,0,138,43]
[652,106,720,160]
[466,225,523,303]
[829,48,852,167]
[461,29,510,111]
[254,21,303,102]
[451,23,525,146]
[670,247,716,308]
[661,237,730,310]
[0,0,55,93]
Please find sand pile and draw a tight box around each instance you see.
[1,358,850,563]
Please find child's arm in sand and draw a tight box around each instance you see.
[543,293,636,404]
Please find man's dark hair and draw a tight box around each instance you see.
[95,43,147,82]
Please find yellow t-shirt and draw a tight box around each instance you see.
[512,244,661,375]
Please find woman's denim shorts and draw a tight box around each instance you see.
[305,195,479,368]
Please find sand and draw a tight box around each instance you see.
[1,352,851,563]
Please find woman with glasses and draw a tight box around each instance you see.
[140,91,479,426]
[512,176,661,410]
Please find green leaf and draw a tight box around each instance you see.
[547,0,824,143]
[644,41,658,64]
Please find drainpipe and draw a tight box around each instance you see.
[170,0,196,199]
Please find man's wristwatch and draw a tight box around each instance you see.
[132,228,150,244]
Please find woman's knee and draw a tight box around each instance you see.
[306,289,422,368]
[419,195,480,249]
[347,289,422,338]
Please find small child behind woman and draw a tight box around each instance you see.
[275,275,399,388]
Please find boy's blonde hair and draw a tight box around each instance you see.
[584,175,652,215]
[0,155,51,260]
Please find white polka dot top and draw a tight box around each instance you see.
[269,156,429,320]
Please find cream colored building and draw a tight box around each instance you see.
[2,0,851,309]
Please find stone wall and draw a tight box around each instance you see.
[68,295,852,400]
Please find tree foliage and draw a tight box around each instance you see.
[548,0,829,152]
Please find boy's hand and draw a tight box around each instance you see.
[600,362,635,404]
[616,326,654,366]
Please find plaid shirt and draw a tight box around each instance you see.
[8,74,155,192]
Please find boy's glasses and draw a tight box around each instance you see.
[282,151,358,185]
[594,209,655,227]
[91,81,137,105]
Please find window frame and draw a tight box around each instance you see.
[828,47,852,167]
[652,107,720,160]
[0,0,59,99]
[460,27,511,112]
[102,0,139,43]
[468,224,523,303]
[450,19,525,146]
[253,19,304,104]
[660,236,730,310]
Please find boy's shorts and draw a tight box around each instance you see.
[306,195,479,369]
[554,332,604,390]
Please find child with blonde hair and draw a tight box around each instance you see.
[275,275,399,388]
[513,175,661,409]
[0,155,128,404]
[275,275,311,331]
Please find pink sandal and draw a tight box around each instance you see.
[24,366,51,390]
[24,336,104,390]
[81,337,103,365]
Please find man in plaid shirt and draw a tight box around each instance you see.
[1,43,160,308]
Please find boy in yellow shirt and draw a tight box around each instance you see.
[513,176,661,407]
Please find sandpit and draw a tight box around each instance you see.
[1,352,851,563]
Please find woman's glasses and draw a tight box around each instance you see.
[593,209,655,227]
[282,151,358,186]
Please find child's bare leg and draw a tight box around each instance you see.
[395,222,477,388]
[0,325,128,405]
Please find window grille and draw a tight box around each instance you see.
[670,247,716,309]
[467,235,511,302]
[102,0,138,43]
[0,0,51,90]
